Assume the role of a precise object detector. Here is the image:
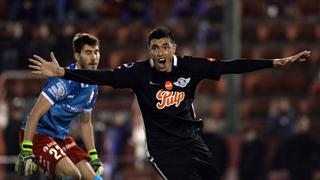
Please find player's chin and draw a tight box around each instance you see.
[158,67,170,72]
[154,64,165,71]
[87,65,98,70]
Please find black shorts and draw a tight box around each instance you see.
[149,154,221,180]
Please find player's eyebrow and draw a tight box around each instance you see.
[150,41,172,49]
[84,50,93,53]
[150,44,159,49]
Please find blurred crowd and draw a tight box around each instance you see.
[0,0,320,180]
[0,0,224,72]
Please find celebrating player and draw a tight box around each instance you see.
[29,26,310,180]
[15,33,104,180]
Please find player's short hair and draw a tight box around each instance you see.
[148,26,176,45]
[72,33,99,53]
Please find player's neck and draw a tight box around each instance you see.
[75,63,82,70]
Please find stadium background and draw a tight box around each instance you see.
[0,0,319,179]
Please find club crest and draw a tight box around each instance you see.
[173,77,190,88]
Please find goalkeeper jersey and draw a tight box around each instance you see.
[22,64,98,140]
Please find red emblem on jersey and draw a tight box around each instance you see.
[165,81,173,90]
[207,57,216,62]
[156,90,185,109]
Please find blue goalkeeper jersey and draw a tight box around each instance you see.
[22,64,98,140]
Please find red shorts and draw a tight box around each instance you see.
[19,131,90,177]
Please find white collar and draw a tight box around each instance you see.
[149,55,178,68]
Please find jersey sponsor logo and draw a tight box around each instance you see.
[207,57,216,62]
[48,82,65,100]
[173,77,190,88]
[165,81,173,90]
[156,90,185,109]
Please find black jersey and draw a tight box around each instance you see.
[64,55,273,165]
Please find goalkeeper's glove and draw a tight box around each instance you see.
[88,149,104,176]
[15,140,38,176]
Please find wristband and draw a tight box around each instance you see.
[21,140,33,152]
[88,149,98,160]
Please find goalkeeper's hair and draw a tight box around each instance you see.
[148,26,176,45]
[73,33,99,53]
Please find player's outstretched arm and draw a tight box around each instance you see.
[273,50,311,67]
[29,52,65,77]
[29,52,117,86]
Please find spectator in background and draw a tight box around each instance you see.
[283,115,320,180]
[238,126,267,180]
[171,0,208,22]
[106,110,131,180]
[131,98,146,170]
[36,0,72,23]
[9,0,37,22]
[53,24,76,67]
[29,23,55,59]
[0,22,27,71]
[74,0,102,23]
[202,119,229,178]
[121,0,152,24]
[0,76,8,180]
[9,0,76,22]
[267,97,296,175]
[4,99,24,178]
[202,100,229,178]
[267,97,295,139]
[310,69,320,96]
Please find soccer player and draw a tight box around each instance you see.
[15,33,104,180]
[29,26,310,180]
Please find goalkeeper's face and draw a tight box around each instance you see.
[75,44,100,70]
[149,37,176,73]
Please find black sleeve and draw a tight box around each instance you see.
[64,62,140,89]
[217,58,274,74]
[64,69,116,86]
[112,63,139,88]
[191,57,221,80]
[195,57,273,80]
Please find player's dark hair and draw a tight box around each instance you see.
[72,33,99,53]
[148,26,176,45]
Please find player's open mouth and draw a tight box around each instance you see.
[158,58,166,68]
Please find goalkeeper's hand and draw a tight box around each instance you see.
[88,149,104,176]
[15,140,38,176]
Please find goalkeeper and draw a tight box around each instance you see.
[15,33,104,180]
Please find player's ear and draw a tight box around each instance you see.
[172,43,177,53]
[74,53,80,62]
